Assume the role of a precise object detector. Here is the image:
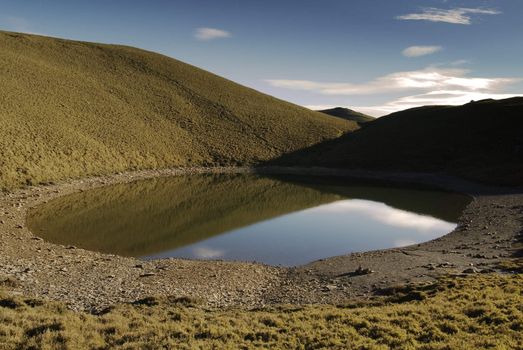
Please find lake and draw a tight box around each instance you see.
[27,174,470,266]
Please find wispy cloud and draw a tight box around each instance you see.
[450,59,470,66]
[402,45,442,57]
[194,27,231,41]
[291,66,521,117]
[266,67,519,96]
[396,7,500,25]
[353,90,523,117]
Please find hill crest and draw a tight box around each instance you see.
[318,107,374,125]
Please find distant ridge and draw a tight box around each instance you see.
[0,31,355,189]
[318,107,374,125]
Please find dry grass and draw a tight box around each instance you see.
[0,30,354,190]
[1,273,521,349]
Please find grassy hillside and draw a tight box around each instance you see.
[0,31,355,190]
[276,98,523,185]
[1,272,521,349]
[318,107,375,125]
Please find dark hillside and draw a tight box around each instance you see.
[274,98,523,185]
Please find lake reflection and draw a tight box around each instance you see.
[27,174,470,266]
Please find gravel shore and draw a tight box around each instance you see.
[1,167,521,311]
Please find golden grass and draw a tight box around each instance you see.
[0,30,355,190]
[1,273,521,349]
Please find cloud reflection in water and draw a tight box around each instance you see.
[311,199,455,234]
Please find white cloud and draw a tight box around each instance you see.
[402,45,442,57]
[288,67,523,117]
[265,67,519,96]
[353,90,523,117]
[271,66,521,117]
[194,27,231,41]
[396,7,500,25]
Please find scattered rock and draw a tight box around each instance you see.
[437,262,454,268]
[354,266,374,275]
[140,272,156,277]
[472,254,488,259]
[322,284,337,292]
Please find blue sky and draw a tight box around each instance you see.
[1,0,522,116]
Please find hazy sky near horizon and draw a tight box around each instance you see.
[1,0,522,116]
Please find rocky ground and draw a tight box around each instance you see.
[0,167,521,312]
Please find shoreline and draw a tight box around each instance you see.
[1,166,521,311]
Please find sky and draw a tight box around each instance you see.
[1,0,522,116]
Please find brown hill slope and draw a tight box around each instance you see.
[0,31,355,189]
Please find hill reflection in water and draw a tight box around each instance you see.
[28,174,470,266]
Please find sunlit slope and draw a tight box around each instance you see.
[0,31,354,189]
[274,98,523,185]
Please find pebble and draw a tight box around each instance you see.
[323,284,337,292]
[463,268,478,274]
[140,272,156,277]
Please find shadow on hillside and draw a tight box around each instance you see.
[259,131,523,195]
[263,97,523,190]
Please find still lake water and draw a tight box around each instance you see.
[27,174,470,266]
